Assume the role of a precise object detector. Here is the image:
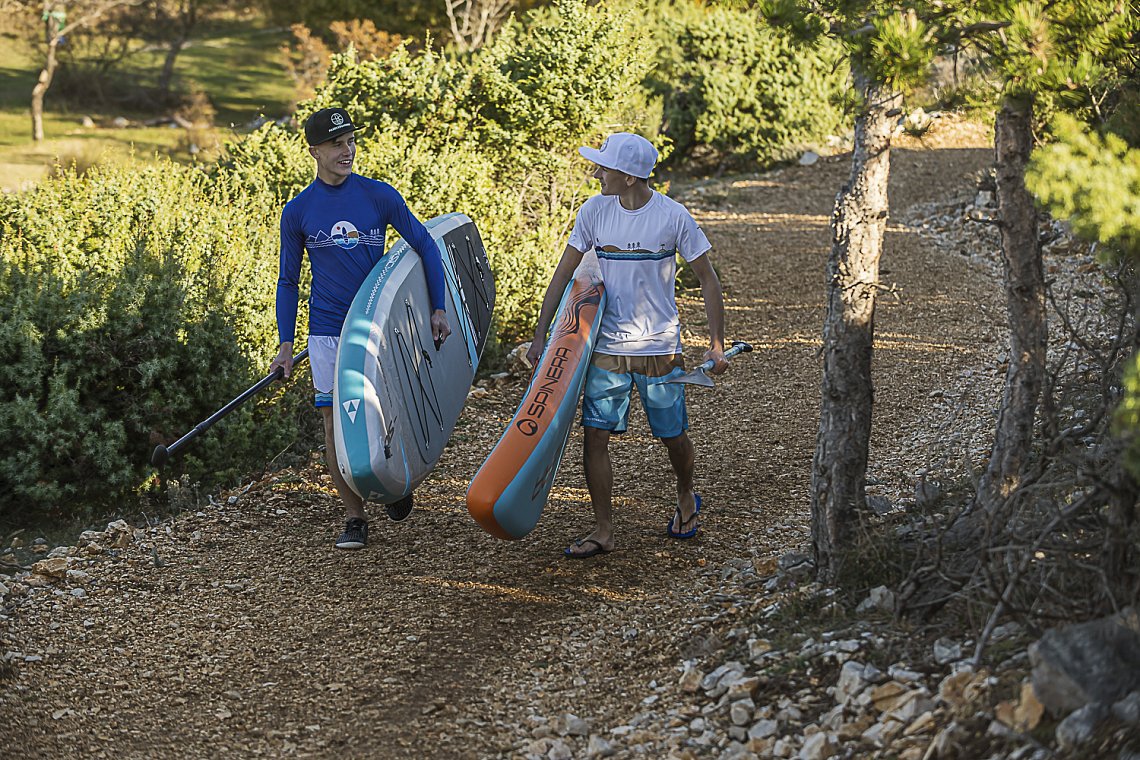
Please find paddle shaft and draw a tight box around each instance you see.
[151,348,309,467]
[694,340,752,373]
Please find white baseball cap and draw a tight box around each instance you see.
[578,132,658,179]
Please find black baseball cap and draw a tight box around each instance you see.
[304,107,356,146]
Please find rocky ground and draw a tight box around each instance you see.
[1,116,1133,759]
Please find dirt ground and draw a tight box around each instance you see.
[0,118,1002,758]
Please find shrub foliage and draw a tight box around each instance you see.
[0,162,292,522]
[647,1,848,167]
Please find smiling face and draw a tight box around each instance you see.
[592,163,634,196]
[309,131,356,185]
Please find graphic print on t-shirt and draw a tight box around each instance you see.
[306,221,385,251]
[595,243,675,262]
[331,221,359,249]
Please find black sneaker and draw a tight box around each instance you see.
[386,493,413,522]
[335,518,368,550]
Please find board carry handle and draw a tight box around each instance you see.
[151,348,309,467]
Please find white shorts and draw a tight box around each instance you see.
[308,336,338,407]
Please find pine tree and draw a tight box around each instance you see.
[762,0,935,582]
[958,1,1137,513]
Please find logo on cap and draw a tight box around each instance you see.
[331,112,344,127]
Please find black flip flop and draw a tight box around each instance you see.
[564,538,611,559]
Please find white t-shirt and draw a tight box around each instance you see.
[568,191,711,356]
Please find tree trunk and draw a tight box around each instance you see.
[811,69,902,583]
[157,36,186,95]
[31,34,61,142]
[158,1,196,96]
[977,96,1046,512]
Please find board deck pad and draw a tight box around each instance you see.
[467,256,606,539]
[334,213,494,503]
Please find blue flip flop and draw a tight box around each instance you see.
[667,493,702,539]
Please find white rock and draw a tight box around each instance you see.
[888,665,923,683]
[731,700,753,726]
[773,737,798,757]
[798,151,820,166]
[856,585,896,614]
[884,689,934,722]
[861,719,903,747]
[547,739,572,760]
[933,637,962,665]
[679,665,704,692]
[586,734,615,758]
[562,713,589,737]
[799,732,836,760]
[1056,703,1110,750]
[720,741,753,759]
[749,719,778,740]
[835,661,871,704]
[703,662,745,690]
[819,705,844,731]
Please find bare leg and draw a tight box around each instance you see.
[566,426,616,556]
[662,432,698,533]
[320,406,365,521]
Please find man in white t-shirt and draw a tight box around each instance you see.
[527,132,727,559]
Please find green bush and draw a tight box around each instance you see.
[646,1,848,168]
[0,161,299,523]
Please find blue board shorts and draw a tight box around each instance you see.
[581,352,688,439]
[309,336,338,408]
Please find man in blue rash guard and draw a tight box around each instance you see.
[270,107,451,550]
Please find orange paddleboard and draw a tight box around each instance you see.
[467,266,606,539]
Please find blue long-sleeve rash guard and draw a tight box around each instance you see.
[276,174,447,344]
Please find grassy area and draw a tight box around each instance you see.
[170,27,296,128]
[0,18,295,191]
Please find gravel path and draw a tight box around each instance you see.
[1,118,1003,759]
